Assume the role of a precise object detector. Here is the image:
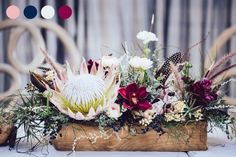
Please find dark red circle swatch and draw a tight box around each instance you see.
[58,5,72,20]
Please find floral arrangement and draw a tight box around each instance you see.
[1,30,236,152]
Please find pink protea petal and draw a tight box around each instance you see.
[108,89,118,103]
[96,62,104,78]
[50,97,67,114]
[66,61,74,80]
[59,69,67,82]
[54,77,63,92]
[80,59,89,75]
[95,105,102,114]
[47,90,67,113]
[87,107,96,118]
[90,62,97,75]
[67,108,76,119]
[75,112,85,120]
[106,75,120,103]
[105,75,116,91]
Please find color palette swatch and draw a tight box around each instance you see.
[6,5,20,19]
[6,5,72,20]
[58,5,72,20]
[41,5,55,19]
[24,5,37,19]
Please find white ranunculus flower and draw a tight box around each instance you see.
[101,56,120,67]
[106,103,122,120]
[128,56,153,70]
[136,31,158,44]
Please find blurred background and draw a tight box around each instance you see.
[0,0,236,99]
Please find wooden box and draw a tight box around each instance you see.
[53,121,207,151]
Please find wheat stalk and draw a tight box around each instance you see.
[170,62,184,97]
[205,52,236,78]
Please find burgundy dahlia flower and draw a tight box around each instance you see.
[118,83,151,111]
[190,78,218,106]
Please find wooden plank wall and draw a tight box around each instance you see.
[0,0,236,97]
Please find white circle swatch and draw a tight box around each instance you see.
[41,5,55,19]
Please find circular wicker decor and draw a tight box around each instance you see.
[0,64,20,99]
[7,27,45,73]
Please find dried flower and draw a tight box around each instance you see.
[174,101,186,113]
[118,83,151,111]
[193,109,203,121]
[136,109,157,126]
[165,112,185,122]
[164,101,186,122]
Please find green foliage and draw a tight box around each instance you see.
[182,62,192,77]
[6,91,69,151]
[95,113,116,132]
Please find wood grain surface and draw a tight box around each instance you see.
[53,121,207,151]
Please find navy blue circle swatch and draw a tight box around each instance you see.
[24,5,37,19]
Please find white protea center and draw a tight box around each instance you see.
[47,60,120,121]
[62,74,105,106]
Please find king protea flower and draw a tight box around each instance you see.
[45,59,120,121]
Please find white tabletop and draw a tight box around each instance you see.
[0,129,235,157]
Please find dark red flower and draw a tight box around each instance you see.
[118,83,151,111]
[190,78,218,106]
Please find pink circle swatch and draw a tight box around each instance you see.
[58,5,72,20]
[6,5,20,19]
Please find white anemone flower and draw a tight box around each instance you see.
[47,60,120,121]
[128,56,153,70]
[136,31,158,44]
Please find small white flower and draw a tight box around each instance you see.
[128,56,153,70]
[106,103,122,120]
[136,31,158,44]
[101,56,120,67]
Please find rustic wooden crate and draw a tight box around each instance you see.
[53,121,207,151]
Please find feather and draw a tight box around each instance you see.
[205,52,236,78]
[155,52,183,84]
[30,72,48,92]
[170,62,184,97]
